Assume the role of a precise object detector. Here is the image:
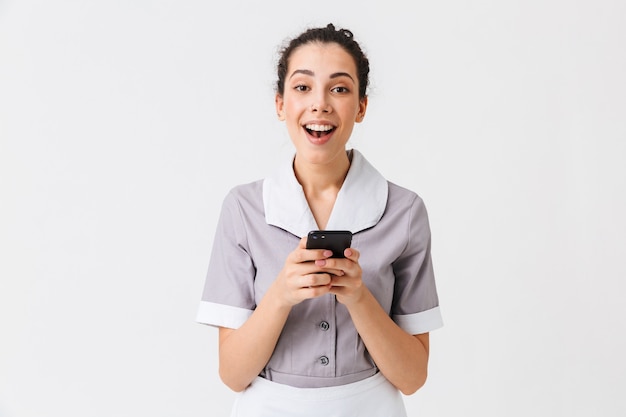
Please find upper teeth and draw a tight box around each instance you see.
[305,124,333,132]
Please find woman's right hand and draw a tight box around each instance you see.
[269,237,343,307]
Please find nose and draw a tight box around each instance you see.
[310,92,331,113]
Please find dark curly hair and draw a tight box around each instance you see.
[275,23,370,100]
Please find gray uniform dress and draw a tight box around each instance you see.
[197,149,443,390]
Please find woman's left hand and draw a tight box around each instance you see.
[314,248,364,306]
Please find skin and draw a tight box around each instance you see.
[218,41,430,395]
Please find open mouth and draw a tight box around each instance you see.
[304,123,335,139]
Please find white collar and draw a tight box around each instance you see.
[263,149,388,238]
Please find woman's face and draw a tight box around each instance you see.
[276,42,367,167]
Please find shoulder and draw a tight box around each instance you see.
[222,179,264,205]
[387,181,426,211]
[383,181,431,237]
[216,180,266,226]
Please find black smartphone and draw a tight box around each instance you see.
[306,230,353,258]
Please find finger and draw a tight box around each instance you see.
[289,247,320,264]
[292,237,313,263]
[328,274,348,287]
[329,274,363,292]
[310,259,344,278]
[343,247,360,262]
[303,272,332,288]
[302,284,332,299]
[292,240,333,264]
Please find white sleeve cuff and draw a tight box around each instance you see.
[393,306,443,335]
[196,301,253,329]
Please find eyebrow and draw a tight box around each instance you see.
[289,69,355,82]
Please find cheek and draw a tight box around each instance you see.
[284,102,307,122]
[342,106,361,122]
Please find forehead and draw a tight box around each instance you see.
[288,42,357,77]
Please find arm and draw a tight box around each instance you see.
[321,249,430,395]
[342,285,430,395]
[218,238,337,392]
[217,290,291,392]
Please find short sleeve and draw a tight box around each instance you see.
[196,189,256,329]
[391,195,443,335]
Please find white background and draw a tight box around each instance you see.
[1,1,625,416]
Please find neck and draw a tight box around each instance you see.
[293,150,352,229]
[293,150,352,195]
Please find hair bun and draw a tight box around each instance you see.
[326,23,354,39]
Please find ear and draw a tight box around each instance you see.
[355,96,368,123]
[275,94,285,121]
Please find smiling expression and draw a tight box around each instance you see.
[275,42,367,166]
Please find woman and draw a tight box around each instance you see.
[197,23,443,417]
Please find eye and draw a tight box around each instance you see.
[294,84,309,92]
[332,86,350,94]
